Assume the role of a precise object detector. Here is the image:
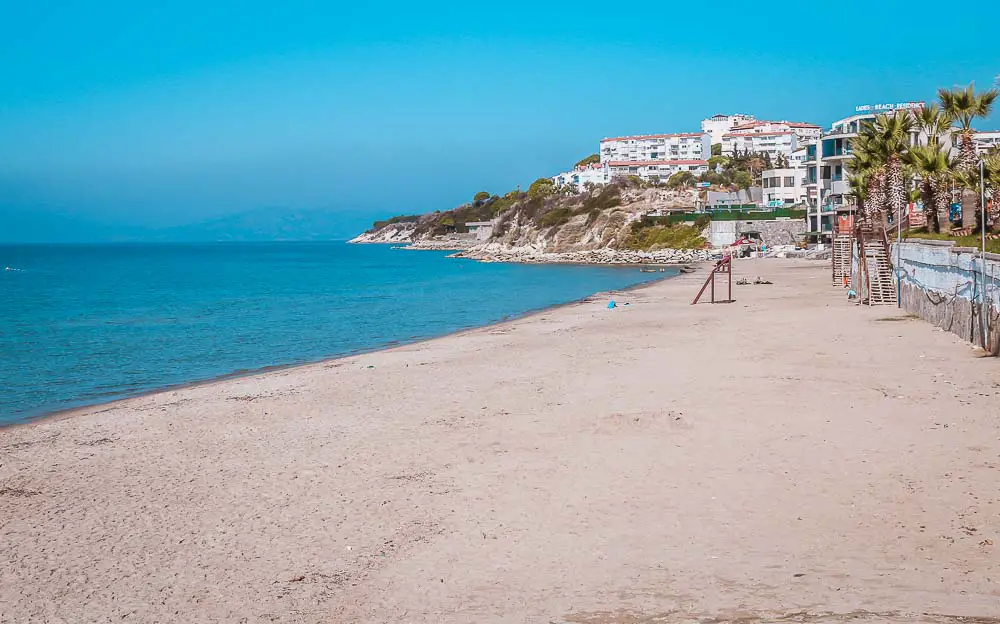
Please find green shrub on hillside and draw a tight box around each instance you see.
[623,222,706,251]
[528,177,556,199]
[538,207,574,228]
[582,185,621,213]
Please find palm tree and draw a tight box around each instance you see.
[939,82,999,170]
[984,149,1000,227]
[911,104,952,148]
[905,144,954,233]
[853,113,915,228]
[847,171,871,224]
[876,112,915,224]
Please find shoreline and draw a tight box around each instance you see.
[3,267,689,430]
[8,257,997,622]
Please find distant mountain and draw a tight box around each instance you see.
[0,207,376,244]
[149,207,370,242]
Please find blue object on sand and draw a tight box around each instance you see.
[607,300,616,309]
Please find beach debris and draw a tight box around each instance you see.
[367,365,375,369]
[753,277,773,285]
[289,575,306,582]
[980,539,994,547]
[607,300,616,309]
[848,289,858,299]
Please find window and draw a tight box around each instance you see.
[784,176,794,187]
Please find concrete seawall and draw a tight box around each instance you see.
[891,239,1000,354]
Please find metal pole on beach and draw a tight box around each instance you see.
[981,159,988,350]
[897,195,902,308]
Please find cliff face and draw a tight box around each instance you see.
[354,181,703,257]
[348,222,416,244]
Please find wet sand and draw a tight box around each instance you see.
[2,258,999,623]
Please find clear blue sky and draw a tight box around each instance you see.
[1,0,998,239]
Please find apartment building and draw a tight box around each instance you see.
[700,113,756,145]
[721,131,799,160]
[599,133,711,163]
[551,162,610,190]
[761,167,808,207]
[974,130,1000,154]
[728,120,821,143]
[608,159,709,183]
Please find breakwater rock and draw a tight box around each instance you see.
[452,246,712,265]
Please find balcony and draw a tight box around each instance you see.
[823,148,854,160]
[823,125,860,139]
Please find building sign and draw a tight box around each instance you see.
[854,101,925,113]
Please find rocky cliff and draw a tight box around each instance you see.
[352,180,712,263]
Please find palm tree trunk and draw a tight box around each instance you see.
[886,157,906,226]
[992,187,1000,228]
[922,179,939,233]
[959,129,979,172]
[931,176,950,234]
[867,169,887,227]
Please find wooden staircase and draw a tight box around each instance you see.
[856,225,897,306]
[832,234,852,286]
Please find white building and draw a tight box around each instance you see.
[721,131,799,160]
[551,162,610,190]
[600,133,711,163]
[761,167,807,207]
[974,130,1000,154]
[728,120,821,143]
[608,159,708,183]
[701,114,756,145]
[465,221,495,241]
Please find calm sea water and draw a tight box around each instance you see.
[1,242,673,424]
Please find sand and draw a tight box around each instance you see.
[2,258,999,623]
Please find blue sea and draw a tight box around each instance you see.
[1,242,673,425]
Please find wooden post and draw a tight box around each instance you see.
[692,256,735,305]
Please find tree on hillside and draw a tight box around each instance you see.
[575,154,600,168]
[666,171,696,189]
[473,191,491,204]
[711,143,722,156]
[708,155,729,171]
[732,171,753,189]
[527,177,556,199]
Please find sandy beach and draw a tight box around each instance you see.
[2,258,999,623]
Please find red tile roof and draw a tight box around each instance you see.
[601,132,705,142]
